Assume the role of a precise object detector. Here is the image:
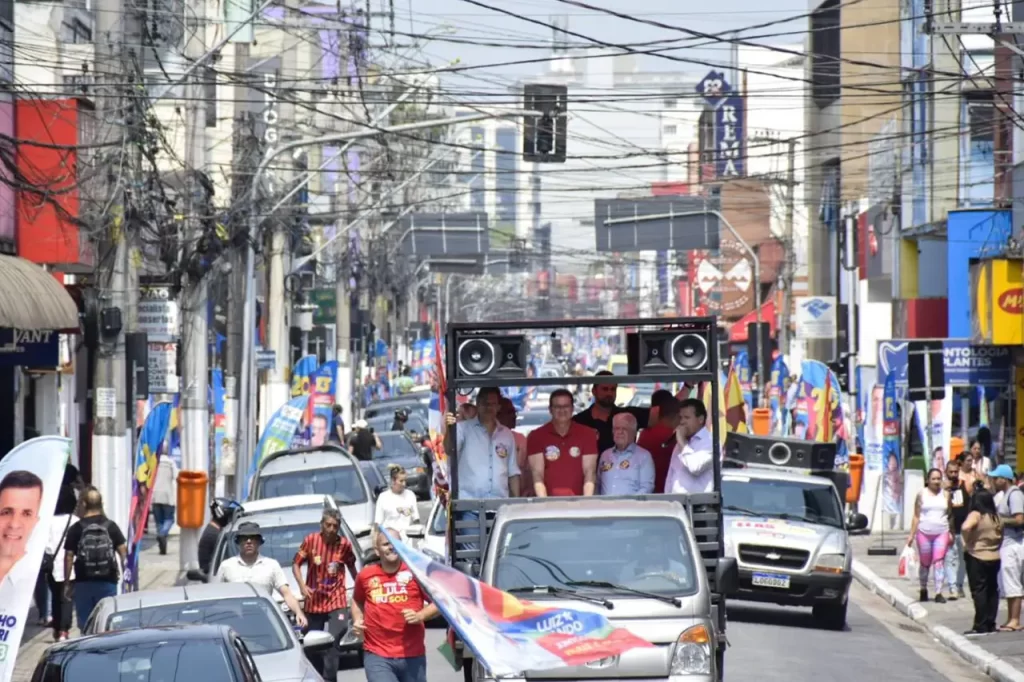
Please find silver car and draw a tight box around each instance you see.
[250,445,374,548]
[83,582,333,682]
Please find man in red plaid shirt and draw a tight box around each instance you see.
[293,507,358,680]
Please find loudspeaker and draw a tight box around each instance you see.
[455,334,528,378]
[627,327,712,375]
[907,340,945,401]
[724,432,837,471]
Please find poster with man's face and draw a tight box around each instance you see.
[0,436,70,682]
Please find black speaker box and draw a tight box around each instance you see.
[724,432,837,471]
[626,328,712,375]
[455,334,528,379]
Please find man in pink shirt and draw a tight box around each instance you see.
[499,397,532,496]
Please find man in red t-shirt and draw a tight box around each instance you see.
[637,395,682,494]
[293,508,358,680]
[352,528,438,682]
[526,389,599,496]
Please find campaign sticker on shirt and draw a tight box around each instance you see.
[619,459,631,470]
[396,570,413,584]
[495,444,509,459]
[600,460,613,472]
[313,556,322,566]
[569,446,581,458]
[544,445,561,461]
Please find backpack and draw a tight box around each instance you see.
[76,521,117,580]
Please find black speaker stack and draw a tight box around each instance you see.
[723,432,849,501]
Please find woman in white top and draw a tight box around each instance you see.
[907,468,952,603]
[44,486,79,641]
[373,465,420,544]
[150,456,179,556]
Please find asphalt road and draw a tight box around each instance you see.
[336,582,988,682]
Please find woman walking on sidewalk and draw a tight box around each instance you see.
[961,489,1003,634]
[908,468,952,603]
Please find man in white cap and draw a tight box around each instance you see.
[347,419,382,462]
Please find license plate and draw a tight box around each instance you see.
[752,572,790,589]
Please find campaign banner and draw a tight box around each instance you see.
[914,388,953,470]
[769,355,789,435]
[0,436,70,682]
[245,395,309,498]
[290,354,319,397]
[882,372,902,516]
[383,531,653,676]
[309,361,338,447]
[863,383,884,472]
[125,401,172,590]
[211,368,226,469]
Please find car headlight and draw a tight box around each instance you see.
[814,553,846,574]
[670,624,712,675]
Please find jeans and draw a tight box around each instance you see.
[946,534,967,592]
[307,608,347,681]
[364,652,427,682]
[152,503,176,538]
[966,553,1001,632]
[74,581,118,630]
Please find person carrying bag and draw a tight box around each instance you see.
[44,486,79,641]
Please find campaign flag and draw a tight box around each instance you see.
[796,360,843,444]
[0,436,71,682]
[245,395,309,498]
[211,368,226,470]
[723,367,749,434]
[383,531,653,676]
[733,349,754,416]
[125,401,173,590]
[769,354,789,434]
[290,354,319,397]
[882,371,902,516]
[308,361,338,447]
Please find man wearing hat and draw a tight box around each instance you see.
[992,464,1024,631]
[347,419,382,462]
[216,522,307,628]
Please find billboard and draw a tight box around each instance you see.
[696,71,745,179]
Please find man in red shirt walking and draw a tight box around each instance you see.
[293,508,359,681]
[352,528,438,682]
[526,389,599,496]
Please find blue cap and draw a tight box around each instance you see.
[989,464,1015,480]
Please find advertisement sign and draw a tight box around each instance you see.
[877,339,1013,387]
[138,286,179,341]
[881,372,902,518]
[715,96,744,178]
[693,239,754,315]
[0,436,70,682]
[971,258,1023,346]
[148,341,179,394]
[0,329,58,367]
[794,296,837,340]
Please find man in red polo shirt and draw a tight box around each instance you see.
[527,388,599,496]
[637,395,682,493]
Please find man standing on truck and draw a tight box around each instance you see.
[637,396,682,494]
[573,371,650,454]
[445,387,521,498]
[528,389,599,497]
[664,398,715,494]
[598,413,655,495]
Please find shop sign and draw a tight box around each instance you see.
[138,286,179,341]
[148,341,179,394]
[877,338,1013,387]
[971,258,1023,346]
[0,328,59,367]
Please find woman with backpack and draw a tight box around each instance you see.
[44,486,78,641]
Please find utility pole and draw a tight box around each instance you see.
[779,138,797,358]
[842,203,859,453]
[179,0,210,570]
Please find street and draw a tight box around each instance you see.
[336,582,988,682]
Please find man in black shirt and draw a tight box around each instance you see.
[573,371,650,454]
[63,487,127,629]
[347,419,382,461]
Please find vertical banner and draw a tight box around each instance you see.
[914,390,952,470]
[881,372,903,520]
[309,361,338,447]
[769,355,789,435]
[0,436,70,682]
[244,395,309,498]
[211,368,226,472]
[863,384,885,471]
[125,402,173,590]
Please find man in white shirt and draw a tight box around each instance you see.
[664,398,715,494]
[216,522,308,628]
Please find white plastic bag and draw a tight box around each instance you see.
[898,544,919,580]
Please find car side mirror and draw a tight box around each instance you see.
[715,558,739,596]
[302,630,334,652]
[406,524,425,539]
[848,513,869,532]
[186,569,207,583]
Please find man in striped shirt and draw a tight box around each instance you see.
[293,508,358,680]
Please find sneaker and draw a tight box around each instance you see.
[935,593,947,604]
[957,588,966,600]
[919,588,929,602]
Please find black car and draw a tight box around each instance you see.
[30,625,265,682]
[364,412,429,435]
[363,396,429,421]
[373,430,432,500]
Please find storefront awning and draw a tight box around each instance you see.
[0,255,79,330]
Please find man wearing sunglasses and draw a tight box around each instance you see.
[215,521,307,628]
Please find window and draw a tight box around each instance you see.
[810,0,840,107]
[257,466,367,503]
[664,98,677,109]
[722,477,844,528]
[961,92,994,207]
[60,19,92,44]
[373,432,418,460]
[204,67,217,128]
[663,124,677,135]
[58,640,236,682]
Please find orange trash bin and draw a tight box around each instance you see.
[177,471,209,529]
[846,454,865,504]
[751,408,771,435]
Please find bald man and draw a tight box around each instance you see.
[597,413,655,495]
[63,487,127,628]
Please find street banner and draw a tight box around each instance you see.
[382,531,653,676]
[863,383,884,472]
[769,354,790,435]
[0,436,70,682]
[308,361,338,447]
[245,395,309,498]
[125,401,173,590]
[290,354,319,397]
[211,368,226,471]
[882,372,902,518]
[914,388,952,470]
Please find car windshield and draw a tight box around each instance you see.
[258,466,367,504]
[374,432,418,460]
[722,476,844,528]
[105,598,292,654]
[222,523,319,569]
[494,517,697,596]
[55,639,236,682]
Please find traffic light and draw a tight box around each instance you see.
[827,356,849,392]
[523,83,567,163]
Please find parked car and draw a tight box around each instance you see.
[363,395,429,421]
[364,412,429,435]
[359,460,389,499]
[250,445,374,542]
[30,624,329,682]
[83,585,333,681]
[371,431,432,500]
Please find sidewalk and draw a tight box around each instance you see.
[851,535,1024,682]
[10,534,184,682]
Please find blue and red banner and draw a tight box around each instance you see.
[126,401,173,590]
